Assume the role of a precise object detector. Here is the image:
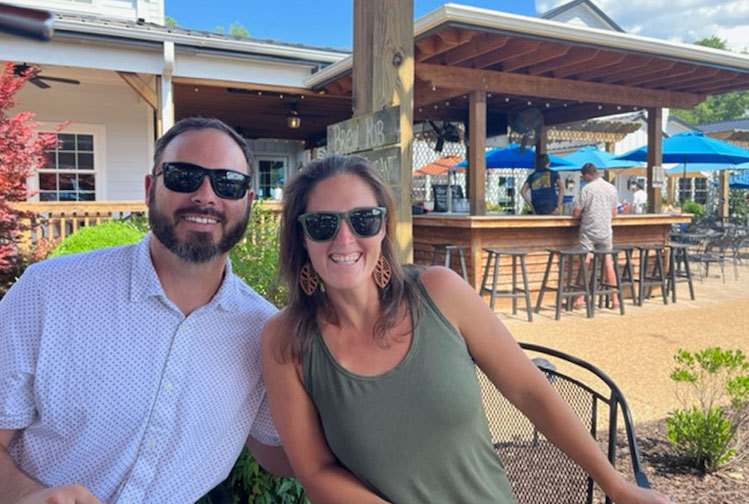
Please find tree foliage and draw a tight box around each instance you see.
[215,21,249,37]
[164,16,178,27]
[671,37,749,124]
[0,62,63,273]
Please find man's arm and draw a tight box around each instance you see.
[555,176,565,212]
[245,437,294,477]
[0,429,102,504]
[519,182,534,213]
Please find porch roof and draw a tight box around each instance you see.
[307,3,749,125]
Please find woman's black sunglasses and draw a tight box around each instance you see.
[155,162,252,200]
[297,206,387,242]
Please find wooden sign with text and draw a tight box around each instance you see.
[327,106,400,155]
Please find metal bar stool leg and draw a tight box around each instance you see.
[520,254,533,322]
[556,253,566,321]
[683,248,695,300]
[625,249,637,306]
[656,248,668,305]
[458,248,468,282]
[490,252,500,310]
[511,254,518,315]
[535,252,554,314]
[580,254,593,318]
[638,249,647,306]
[612,251,625,315]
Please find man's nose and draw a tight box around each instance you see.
[190,175,218,205]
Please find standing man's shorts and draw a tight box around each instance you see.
[579,233,613,251]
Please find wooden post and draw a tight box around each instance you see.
[353,0,414,262]
[666,176,675,206]
[604,141,616,182]
[718,169,730,223]
[468,90,486,215]
[646,108,663,214]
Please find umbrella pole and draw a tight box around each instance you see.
[681,156,687,206]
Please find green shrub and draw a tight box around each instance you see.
[219,202,302,503]
[230,203,288,308]
[680,199,705,220]
[728,189,748,221]
[50,219,146,257]
[666,347,749,472]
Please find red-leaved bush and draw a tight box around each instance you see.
[0,61,65,273]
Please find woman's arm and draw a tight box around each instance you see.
[420,267,669,504]
[260,314,391,504]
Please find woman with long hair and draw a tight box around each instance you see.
[261,154,669,504]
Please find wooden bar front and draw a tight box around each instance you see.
[413,214,691,306]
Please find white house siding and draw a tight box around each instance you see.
[10,0,165,24]
[174,53,316,89]
[14,72,153,201]
[547,8,615,31]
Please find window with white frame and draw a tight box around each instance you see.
[39,133,96,201]
[256,158,286,199]
[693,178,708,205]
[677,178,691,203]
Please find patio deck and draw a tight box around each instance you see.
[501,262,749,424]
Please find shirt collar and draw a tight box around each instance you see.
[130,233,240,312]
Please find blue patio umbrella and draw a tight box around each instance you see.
[665,162,736,176]
[729,170,749,189]
[616,131,749,201]
[454,144,574,169]
[550,145,644,172]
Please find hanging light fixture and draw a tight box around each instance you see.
[287,102,301,129]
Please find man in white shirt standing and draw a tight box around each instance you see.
[632,182,647,214]
[0,118,292,504]
[572,163,620,308]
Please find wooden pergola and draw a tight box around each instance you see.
[309,4,749,216]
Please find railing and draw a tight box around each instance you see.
[11,200,283,249]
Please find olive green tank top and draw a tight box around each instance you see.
[302,279,517,503]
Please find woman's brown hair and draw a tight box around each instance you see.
[276,154,420,362]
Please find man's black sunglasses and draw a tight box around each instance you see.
[155,162,252,200]
[297,207,387,242]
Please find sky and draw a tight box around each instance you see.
[165,0,749,53]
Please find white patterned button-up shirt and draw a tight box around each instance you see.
[0,234,279,504]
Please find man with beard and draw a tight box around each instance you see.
[0,118,292,504]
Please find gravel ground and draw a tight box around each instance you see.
[495,263,749,504]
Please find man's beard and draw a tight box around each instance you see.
[148,190,250,263]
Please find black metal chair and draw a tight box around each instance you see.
[478,343,651,504]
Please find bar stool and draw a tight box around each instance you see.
[666,242,695,303]
[534,248,592,320]
[479,249,533,322]
[431,243,468,281]
[613,245,638,306]
[635,244,668,306]
[589,249,625,316]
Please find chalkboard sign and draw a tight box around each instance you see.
[432,184,464,213]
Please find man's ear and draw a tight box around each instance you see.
[144,174,154,205]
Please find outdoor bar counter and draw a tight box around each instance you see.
[413,213,691,302]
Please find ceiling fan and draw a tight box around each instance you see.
[428,120,462,152]
[13,63,80,89]
[511,107,544,153]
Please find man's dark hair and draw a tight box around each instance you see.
[581,163,597,176]
[537,153,550,170]
[152,117,254,175]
